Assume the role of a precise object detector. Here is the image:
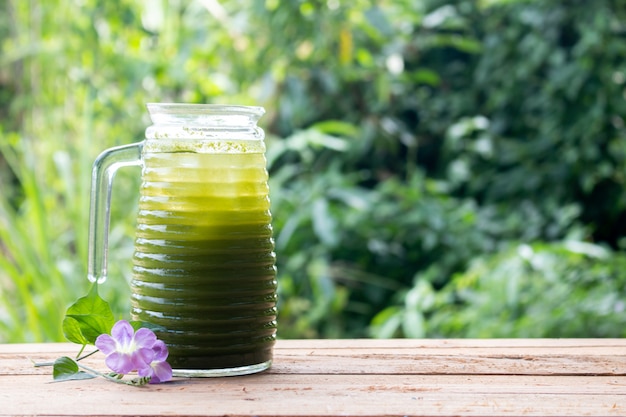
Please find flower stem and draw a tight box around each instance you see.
[76,349,99,361]
[76,363,150,386]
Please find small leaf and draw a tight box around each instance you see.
[52,357,96,382]
[62,284,115,345]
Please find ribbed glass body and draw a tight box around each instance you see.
[130,104,277,376]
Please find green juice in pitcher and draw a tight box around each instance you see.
[130,144,277,373]
[88,104,275,377]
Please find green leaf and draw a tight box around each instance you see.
[402,310,425,338]
[62,316,89,346]
[409,69,441,86]
[62,284,115,345]
[370,306,402,338]
[52,357,96,382]
[311,120,359,138]
[311,198,339,247]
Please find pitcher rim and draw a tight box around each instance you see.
[146,103,265,118]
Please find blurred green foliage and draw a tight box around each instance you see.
[0,0,625,342]
[429,241,626,338]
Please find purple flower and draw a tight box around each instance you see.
[140,340,173,384]
[95,320,172,383]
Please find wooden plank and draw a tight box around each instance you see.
[2,341,626,416]
[3,339,626,355]
[2,374,625,416]
[5,342,626,377]
[271,354,626,376]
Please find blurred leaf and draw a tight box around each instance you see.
[370,307,402,338]
[311,198,339,247]
[402,310,425,338]
[311,120,359,138]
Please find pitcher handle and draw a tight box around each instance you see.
[87,142,143,284]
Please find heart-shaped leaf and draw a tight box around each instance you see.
[62,284,115,345]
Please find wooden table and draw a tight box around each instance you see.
[2,339,625,416]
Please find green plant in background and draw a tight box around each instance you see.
[0,127,139,341]
[372,241,626,338]
[436,0,626,246]
[1,0,625,342]
[0,133,69,341]
[265,0,626,339]
[365,0,626,338]
[430,241,626,338]
[267,121,485,337]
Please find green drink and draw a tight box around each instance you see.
[130,147,277,372]
[88,104,276,377]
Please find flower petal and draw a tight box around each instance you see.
[151,340,169,362]
[133,327,157,349]
[149,361,173,384]
[105,352,135,374]
[110,320,134,348]
[133,347,155,368]
[95,334,116,355]
[137,363,153,378]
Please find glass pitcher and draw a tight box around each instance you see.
[88,103,277,377]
